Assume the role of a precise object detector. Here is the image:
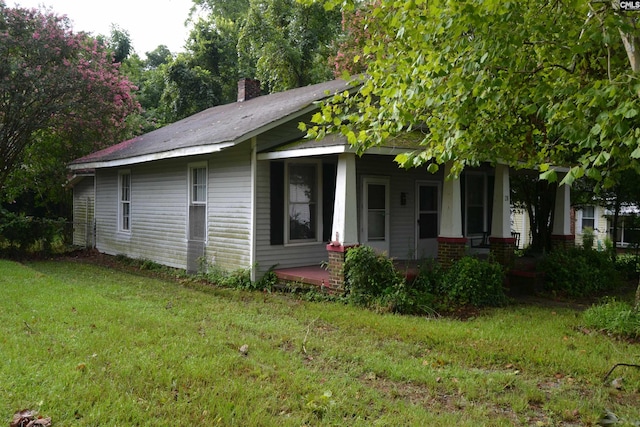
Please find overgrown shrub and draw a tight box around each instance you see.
[581,227,595,250]
[344,245,405,306]
[614,254,640,281]
[0,208,67,255]
[538,248,621,297]
[583,298,640,339]
[440,256,507,307]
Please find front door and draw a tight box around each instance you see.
[362,176,390,254]
[416,182,440,259]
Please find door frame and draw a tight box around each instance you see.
[361,175,390,254]
[414,180,441,259]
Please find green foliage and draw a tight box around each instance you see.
[345,247,505,312]
[200,263,253,289]
[306,0,640,187]
[344,246,405,306]
[538,248,622,297]
[0,208,67,255]
[0,4,139,189]
[614,253,640,281]
[440,257,507,307]
[237,0,341,92]
[9,259,640,425]
[582,227,595,250]
[583,298,640,339]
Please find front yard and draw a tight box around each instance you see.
[1,258,639,426]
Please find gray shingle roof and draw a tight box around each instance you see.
[70,79,353,168]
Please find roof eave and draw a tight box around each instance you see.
[69,141,238,170]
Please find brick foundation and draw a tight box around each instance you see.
[550,234,576,251]
[489,237,516,268]
[326,244,358,291]
[437,237,468,269]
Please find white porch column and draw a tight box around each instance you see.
[552,182,571,235]
[490,163,511,239]
[439,162,463,238]
[331,153,358,246]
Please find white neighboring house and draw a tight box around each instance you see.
[602,204,640,249]
[575,205,608,249]
[511,203,640,251]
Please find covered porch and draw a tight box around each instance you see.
[273,154,573,291]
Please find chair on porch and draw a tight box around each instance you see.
[511,231,521,249]
[470,232,490,248]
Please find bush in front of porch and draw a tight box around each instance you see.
[343,246,507,315]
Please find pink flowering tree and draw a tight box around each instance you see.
[0,3,140,190]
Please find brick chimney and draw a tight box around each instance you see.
[237,78,261,102]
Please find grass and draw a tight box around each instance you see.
[1,259,640,426]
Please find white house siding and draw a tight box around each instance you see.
[72,177,95,247]
[575,206,608,248]
[355,155,444,260]
[511,209,531,249]
[205,143,253,272]
[95,159,189,269]
[254,156,333,276]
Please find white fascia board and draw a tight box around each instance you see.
[69,142,237,170]
[257,145,348,160]
[257,144,416,161]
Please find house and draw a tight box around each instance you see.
[69,78,575,289]
[576,204,640,249]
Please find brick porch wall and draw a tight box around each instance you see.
[326,244,358,291]
[437,237,467,269]
[489,237,516,268]
[551,234,576,251]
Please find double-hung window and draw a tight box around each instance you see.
[188,164,207,241]
[287,162,320,243]
[581,206,595,231]
[118,171,131,232]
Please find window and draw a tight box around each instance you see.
[188,164,207,241]
[466,173,486,235]
[118,171,131,232]
[191,166,207,204]
[287,162,319,242]
[581,206,595,230]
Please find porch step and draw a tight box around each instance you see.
[274,266,328,288]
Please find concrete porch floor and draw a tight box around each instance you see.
[274,260,422,288]
[274,257,542,294]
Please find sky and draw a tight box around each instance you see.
[13,0,195,57]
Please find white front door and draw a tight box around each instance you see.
[416,182,440,259]
[362,176,390,254]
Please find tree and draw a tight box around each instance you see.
[0,4,140,190]
[304,0,640,187]
[237,0,341,92]
[106,24,132,64]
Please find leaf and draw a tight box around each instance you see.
[631,146,640,158]
[624,108,638,118]
[427,163,439,174]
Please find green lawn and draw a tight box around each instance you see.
[1,259,639,426]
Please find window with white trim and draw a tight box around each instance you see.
[287,162,320,242]
[190,166,207,204]
[188,163,207,241]
[118,171,131,232]
[581,206,595,230]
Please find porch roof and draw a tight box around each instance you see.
[256,131,427,160]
